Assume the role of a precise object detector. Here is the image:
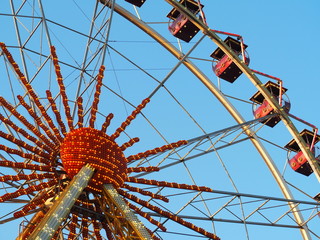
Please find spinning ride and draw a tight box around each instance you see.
[0,1,319,239]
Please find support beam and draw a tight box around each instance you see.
[100,184,153,239]
[27,164,95,240]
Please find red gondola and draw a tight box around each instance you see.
[125,0,146,7]
[284,129,320,176]
[210,36,249,83]
[250,81,290,127]
[167,0,203,42]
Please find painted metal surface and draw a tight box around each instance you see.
[98,1,313,238]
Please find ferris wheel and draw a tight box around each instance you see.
[0,0,319,240]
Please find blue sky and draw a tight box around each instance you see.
[0,0,319,239]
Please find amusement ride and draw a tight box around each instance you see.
[0,0,319,239]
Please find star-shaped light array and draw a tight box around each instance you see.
[0,43,219,240]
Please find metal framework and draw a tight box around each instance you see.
[163,0,320,183]
[0,1,318,240]
[98,1,314,238]
[99,184,153,240]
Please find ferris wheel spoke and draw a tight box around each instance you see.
[148,34,206,99]
[147,189,319,230]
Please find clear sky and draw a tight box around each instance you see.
[0,0,319,239]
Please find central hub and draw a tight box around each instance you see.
[60,127,127,192]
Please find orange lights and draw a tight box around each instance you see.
[60,127,127,191]
[101,113,114,133]
[0,114,52,152]
[0,144,51,165]
[46,90,68,136]
[0,161,55,172]
[89,66,104,129]
[0,173,56,182]
[123,183,169,202]
[127,140,187,162]
[127,166,159,173]
[17,95,60,145]
[0,43,219,240]
[125,200,167,231]
[0,179,58,203]
[68,214,78,239]
[76,96,84,128]
[111,98,150,141]
[0,96,56,150]
[0,131,52,160]
[126,177,212,192]
[119,189,220,240]
[51,46,74,131]
[14,190,56,218]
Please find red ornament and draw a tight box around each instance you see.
[60,127,127,191]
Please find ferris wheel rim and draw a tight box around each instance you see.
[163,0,320,182]
[97,1,312,239]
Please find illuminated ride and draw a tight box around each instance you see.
[0,0,319,239]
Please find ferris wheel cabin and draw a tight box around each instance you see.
[210,36,249,83]
[167,0,204,42]
[250,81,290,128]
[284,129,320,176]
[125,0,146,7]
